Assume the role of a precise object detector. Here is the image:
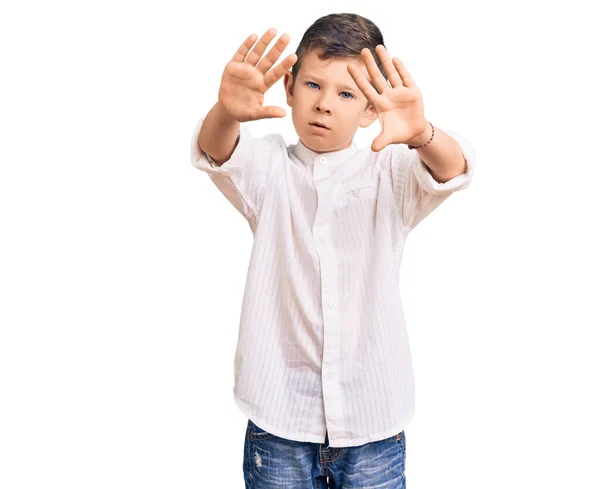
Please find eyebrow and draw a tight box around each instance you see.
[301,74,357,92]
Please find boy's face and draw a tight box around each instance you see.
[283,48,379,154]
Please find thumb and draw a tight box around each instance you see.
[371,132,393,152]
[257,106,286,119]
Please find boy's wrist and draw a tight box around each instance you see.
[406,122,433,148]
[215,100,238,123]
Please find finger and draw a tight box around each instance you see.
[391,57,416,88]
[245,28,278,66]
[372,132,394,152]
[231,34,258,63]
[256,32,292,75]
[264,53,297,89]
[347,64,381,106]
[256,105,286,119]
[360,47,389,95]
[375,45,402,89]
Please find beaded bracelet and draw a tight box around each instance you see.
[408,121,435,150]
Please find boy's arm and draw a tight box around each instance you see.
[197,101,240,166]
[386,128,476,231]
[405,124,468,184]
[196,29,295,167]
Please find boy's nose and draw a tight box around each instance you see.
[316,104,331,114]
[315,95,332,113]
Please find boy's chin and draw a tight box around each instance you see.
[301,136,329,151]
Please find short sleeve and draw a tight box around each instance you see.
[389,129,476,231]
[189,115,281,225]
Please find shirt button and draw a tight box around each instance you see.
[352,188,361,197]
[319,156,327,164]
[324,372,332,380]
[328,300,335,308]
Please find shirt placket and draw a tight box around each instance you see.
[312,154,343,442]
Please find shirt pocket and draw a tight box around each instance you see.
[332,179,378,209]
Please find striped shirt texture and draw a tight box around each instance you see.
[190,114,476,447]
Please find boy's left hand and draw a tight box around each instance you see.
[348,45,429,152]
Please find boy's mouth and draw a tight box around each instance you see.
[309,121,329,130]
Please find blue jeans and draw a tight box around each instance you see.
[243,419,407,488]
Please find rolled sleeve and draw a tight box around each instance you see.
[388,128,476,231]
[190,115,278,226]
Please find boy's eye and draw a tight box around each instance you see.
[306,81,354,99]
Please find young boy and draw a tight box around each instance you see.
[190,13,475,489]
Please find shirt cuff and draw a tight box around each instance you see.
[412,129,476,196]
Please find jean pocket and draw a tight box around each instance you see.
[247,419,276,441]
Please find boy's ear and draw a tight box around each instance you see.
[359,103,379,128]
[283,72,293,108]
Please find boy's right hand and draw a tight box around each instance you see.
[218,29,297,122]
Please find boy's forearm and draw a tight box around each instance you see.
[198,101,240,166]
[406,125,467,184]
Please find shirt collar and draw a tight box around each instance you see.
[292,138,360,165]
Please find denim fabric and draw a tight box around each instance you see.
[243,419,406,488]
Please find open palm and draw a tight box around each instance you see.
[218,29,297,122]
[348,45,429,152]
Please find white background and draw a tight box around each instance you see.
[1,1,599,488]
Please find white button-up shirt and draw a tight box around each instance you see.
[190,114,476,447]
